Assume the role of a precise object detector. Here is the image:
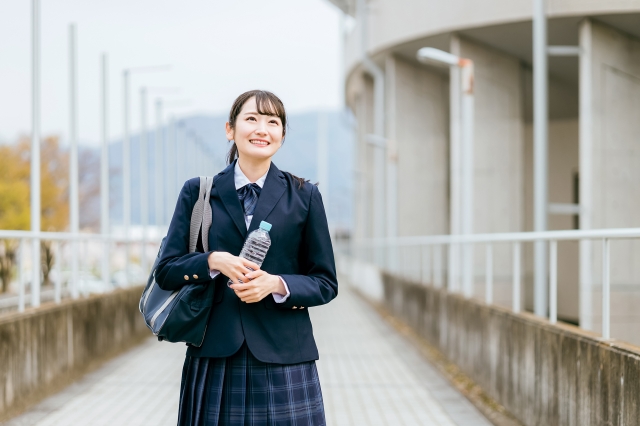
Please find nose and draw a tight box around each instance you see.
[254,123,267,136]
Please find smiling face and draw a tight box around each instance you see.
[226,96,284,162]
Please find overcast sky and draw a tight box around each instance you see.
[0,0,343,146]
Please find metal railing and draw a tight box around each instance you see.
[0,230,162,314]
[345,227,640,340]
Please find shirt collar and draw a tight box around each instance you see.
[234,161,269,190]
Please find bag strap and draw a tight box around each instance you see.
[188,176,215,253]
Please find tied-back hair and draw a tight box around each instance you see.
[226,90,312,189]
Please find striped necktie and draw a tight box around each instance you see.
[236,183,262,216]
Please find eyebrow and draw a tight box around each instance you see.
[243,111,281,119]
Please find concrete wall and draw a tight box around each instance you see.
[584,21,640,343]
[456,38,526,308]
[391,55,449,236]
[0,287,150,420]
[340,258,640,426]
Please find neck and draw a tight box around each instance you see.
[237,157,271,183]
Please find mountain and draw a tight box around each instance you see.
[105,109,354,234]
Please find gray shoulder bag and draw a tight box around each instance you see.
[139,176,215,346]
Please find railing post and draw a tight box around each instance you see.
[18,239,25,312]
[434,245,443,288]
[549,240,557,324]
[512,242,521,313]
[463,242,474,297]
[602,238,610,339]
[485,244,493,304]
[448,244,459,292]
[31,235,41,308]
[54,241,61,304]
[422,245,431,285]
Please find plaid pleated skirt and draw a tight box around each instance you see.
[177,343,326,426]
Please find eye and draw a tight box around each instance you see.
[270,119,280,125]
[247,116,256,121]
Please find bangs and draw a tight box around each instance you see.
[254,91,286,123]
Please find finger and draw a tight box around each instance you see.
[241,259,261,271]
[230,283,253,291]
[244,270,264,280]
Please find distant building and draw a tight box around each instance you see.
[328,0,640,344]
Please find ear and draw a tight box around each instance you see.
[225,122,234,141]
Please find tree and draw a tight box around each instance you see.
[0,136,69,292]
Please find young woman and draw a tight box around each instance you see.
[156,90,338,426]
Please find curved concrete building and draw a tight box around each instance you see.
[330,0,640,343]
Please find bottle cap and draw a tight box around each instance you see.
[259,221,272,232]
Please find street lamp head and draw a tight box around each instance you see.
[416,47,461,67]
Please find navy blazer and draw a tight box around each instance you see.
[155,161,338,364]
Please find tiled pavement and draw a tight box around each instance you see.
[5,287,491,426]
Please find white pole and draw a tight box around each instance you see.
[385,55,398,271]
[140,88,148,275]
[317,111,329,213]
[533,0,549,317]
[358,0,385,247]
[448,36,462,293]
[54,242,61,303]
[100,53,110,288]
[485,244,493,304]
[31,0,42,308]
[155,99,163,227]
[512,242,521,313]
[177,122,185,186]
[18,239,25,312]
[602,238,610,339]
[579,19,593,330]
[69,23,79,300]
[170,116,178,222]
[549,240,558,324]
[122,70,131,286]
[461,61,475,298]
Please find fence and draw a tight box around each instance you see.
[0,229,162,314]
[344,227,640,341]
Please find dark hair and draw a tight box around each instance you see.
[226,90,310,188]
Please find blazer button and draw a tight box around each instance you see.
[184,275,189,281]
[193,274,199,279]
[292,306,298,309]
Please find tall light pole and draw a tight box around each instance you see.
[101,53,110,288]
[69,23,79,299]
[317,111,330,227]
[140,87,149,274]
[161,100,193,224]
[155,99,163,227]
[533,0,549,317]
[417,47,475,296]
[121,65,169,285]
[31,0,41,307]
[122,69,131,285]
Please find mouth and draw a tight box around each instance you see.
[250,139,270,147]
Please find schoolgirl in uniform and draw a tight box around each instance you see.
[156,90,338,426]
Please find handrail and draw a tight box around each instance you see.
[0,230,164,314]
[0,230,163,242]
[354,227,640,246]
[344,227,640,343]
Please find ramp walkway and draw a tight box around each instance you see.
[5,287,491,426]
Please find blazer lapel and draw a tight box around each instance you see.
[217,162,247,238]
[248,162,287,233]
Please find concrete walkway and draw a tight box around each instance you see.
[5,287,491,426]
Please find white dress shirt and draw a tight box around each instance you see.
[209,162,290,302]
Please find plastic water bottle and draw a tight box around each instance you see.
[228,221,272,287]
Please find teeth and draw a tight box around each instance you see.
[251,140,268,146]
